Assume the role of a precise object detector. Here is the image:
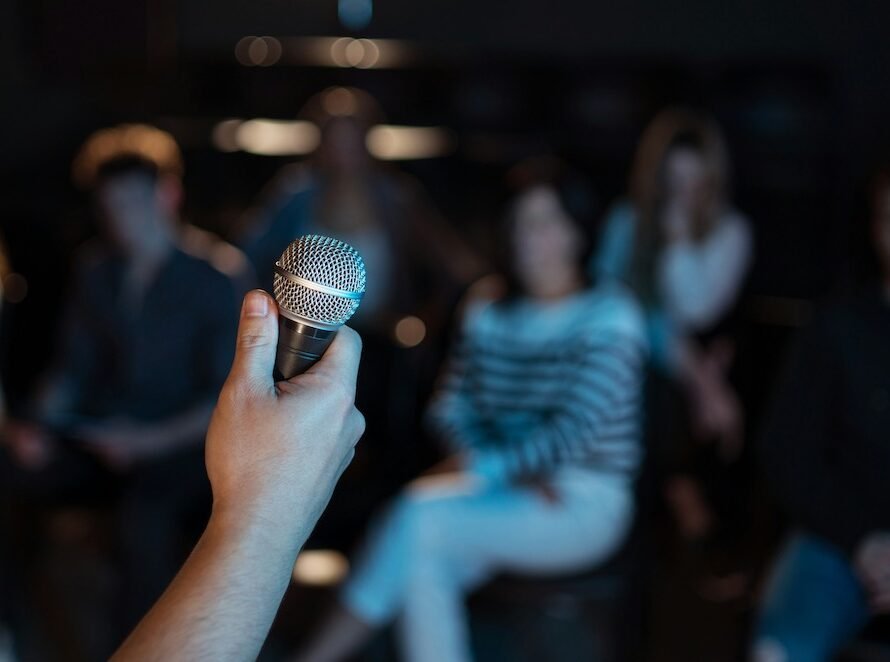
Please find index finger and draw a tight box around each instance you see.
[297,325,362,392]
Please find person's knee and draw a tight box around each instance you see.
[388,491,450,559]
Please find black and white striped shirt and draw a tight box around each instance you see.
[427,283,647,481]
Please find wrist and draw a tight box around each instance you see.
[209,496,311,557]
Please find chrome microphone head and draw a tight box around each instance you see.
[273,234,366,331]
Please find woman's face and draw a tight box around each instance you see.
[664,146,709,211]
[511,185,581,291]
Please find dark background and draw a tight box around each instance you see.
[3,0,888,458]
[4,2,890,659]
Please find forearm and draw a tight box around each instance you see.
[113,505,308,661]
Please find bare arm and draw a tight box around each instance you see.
[113,290,364,660]
[111,506,306,661]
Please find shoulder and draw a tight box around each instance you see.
[173,238,243,299]
[579,282,648,348]
[453,275,505,332]
[179,226,253,283]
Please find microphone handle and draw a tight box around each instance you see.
[274,317,336,380]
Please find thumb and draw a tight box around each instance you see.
[301,325,362,394]
[227,290,278,392]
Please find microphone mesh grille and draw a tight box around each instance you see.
[273,234,366,327]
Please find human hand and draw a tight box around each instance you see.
[855,533,890,613]
[686,340,744,462]
[205,290,365,543]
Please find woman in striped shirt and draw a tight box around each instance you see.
[293,162,647,662]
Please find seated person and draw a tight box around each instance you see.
[1,124,248,639]
[291,161,648,662]
[752,169,890,661]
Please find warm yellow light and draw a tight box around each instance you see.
[330,37,352,67]
[394,315,427,348]
[366,125,454,160]
[292,550,350,586]
[355,39,379,68]
[235,119,320,156]
[234,36,256,65]
[211,119,242,152]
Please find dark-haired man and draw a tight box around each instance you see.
[1,125,250,644]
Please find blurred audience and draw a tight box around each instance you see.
[240,87,484,535]
[0,124,248,648]
[752,168,890,661]
[290,159,647,662]
[592,108,753,550]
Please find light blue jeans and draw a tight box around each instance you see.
[341,468,633,662]
[753,533,870,662]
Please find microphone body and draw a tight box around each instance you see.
[274,319,335,380]
[272,235,366,380]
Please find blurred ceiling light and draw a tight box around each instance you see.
[234,36,256,66]
[212,119,242,152]
[330,37,393,68]
[366,125,454,160]
[322,87,359,117]
[394,315,426,348]
[292,550,349,586]
[329,37,352,67]
[235,36,282,66]
[235,119,320,156]
[339,0,373,30]
[247,36,411,69]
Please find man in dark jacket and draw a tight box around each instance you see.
[753,171,890,661]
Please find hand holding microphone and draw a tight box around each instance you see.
[116,288,365,661]
[206,287,365,541]
[209,233,367,528]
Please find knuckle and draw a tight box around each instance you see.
[352,409,366,438]
[326,378,355,407]
[340,325,362,354]
[238,331,271,350]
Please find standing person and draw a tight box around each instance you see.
[592,108,753,545]
[241,86,484,536]
[290,161,647,662]
[0,124,247,642]
[751,168,890,661]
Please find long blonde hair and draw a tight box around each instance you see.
[629,108,731,300]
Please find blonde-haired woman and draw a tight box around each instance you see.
[593,108,752,543]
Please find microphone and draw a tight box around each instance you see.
[272,234,366,380]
